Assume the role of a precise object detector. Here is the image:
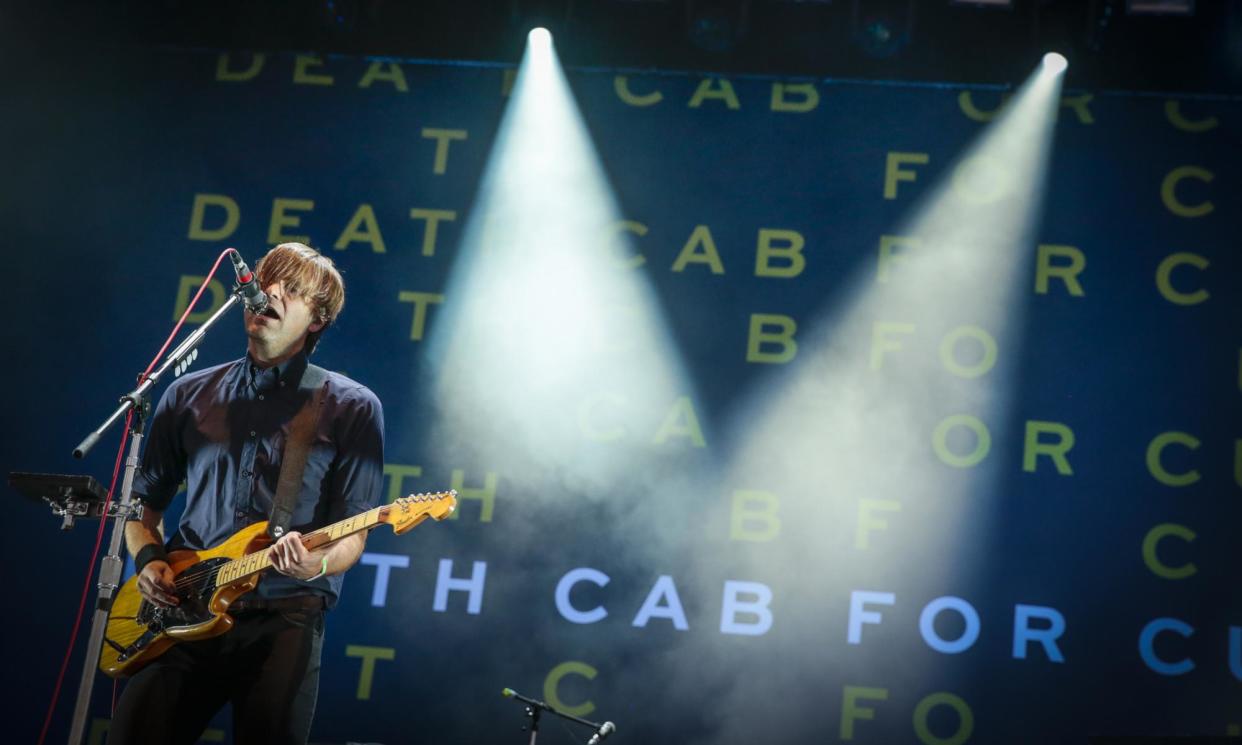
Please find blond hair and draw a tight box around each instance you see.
[256,243,345,352]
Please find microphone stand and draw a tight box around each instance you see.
[502,688,615,745]
[64,292,243,745]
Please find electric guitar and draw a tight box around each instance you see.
[99,491,457,678]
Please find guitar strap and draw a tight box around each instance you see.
[269,363,329,539]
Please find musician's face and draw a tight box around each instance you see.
[244,280,324,364]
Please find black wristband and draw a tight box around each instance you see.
[134,543,169,574]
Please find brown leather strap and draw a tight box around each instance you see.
[269,364,328,539]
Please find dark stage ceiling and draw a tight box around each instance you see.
[7,0,1241,93]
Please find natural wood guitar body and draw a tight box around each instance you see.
[99,492,456,678]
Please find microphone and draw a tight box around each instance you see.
[501,688,551,712]
[587,721,615,745]
[229,250,269,315]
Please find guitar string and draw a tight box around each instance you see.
[130,506,440,641]
[161,506,422,592]
[170,551,273,590]
[167,525,351,591]
[167,533,317,590]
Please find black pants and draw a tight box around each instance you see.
[108,608,324,745]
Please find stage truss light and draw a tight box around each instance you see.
[686,0,748,53]
[851,0,914,58]
[1126,0,1194,15]
[949,0,1014,7]
[1042,51,1068,74]
[527,26,552,47]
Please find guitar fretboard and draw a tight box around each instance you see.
[215,507,384,586]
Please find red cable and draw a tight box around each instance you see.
[36,247,241,745]
[140,248,240,383]
[37,412,130,745]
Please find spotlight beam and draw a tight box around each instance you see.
[426,25,700,496]
[674,58,1069,741]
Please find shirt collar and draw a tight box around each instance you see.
[247,349,310,391]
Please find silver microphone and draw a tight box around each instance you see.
[587,721,615,745]
[229,250,269,315]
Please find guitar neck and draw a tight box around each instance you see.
[217,505,386,585]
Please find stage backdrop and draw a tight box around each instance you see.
[2,46,1239,745]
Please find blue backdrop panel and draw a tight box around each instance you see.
[1,47,1239,745]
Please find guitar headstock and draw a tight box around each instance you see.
[383,491,458,534]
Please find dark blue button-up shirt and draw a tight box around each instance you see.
[132,350,385,607]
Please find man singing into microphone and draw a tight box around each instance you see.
[109,243,385,745]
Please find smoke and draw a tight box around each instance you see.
[420,30,1063,745]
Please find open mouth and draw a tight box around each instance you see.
[260,306,281,320]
